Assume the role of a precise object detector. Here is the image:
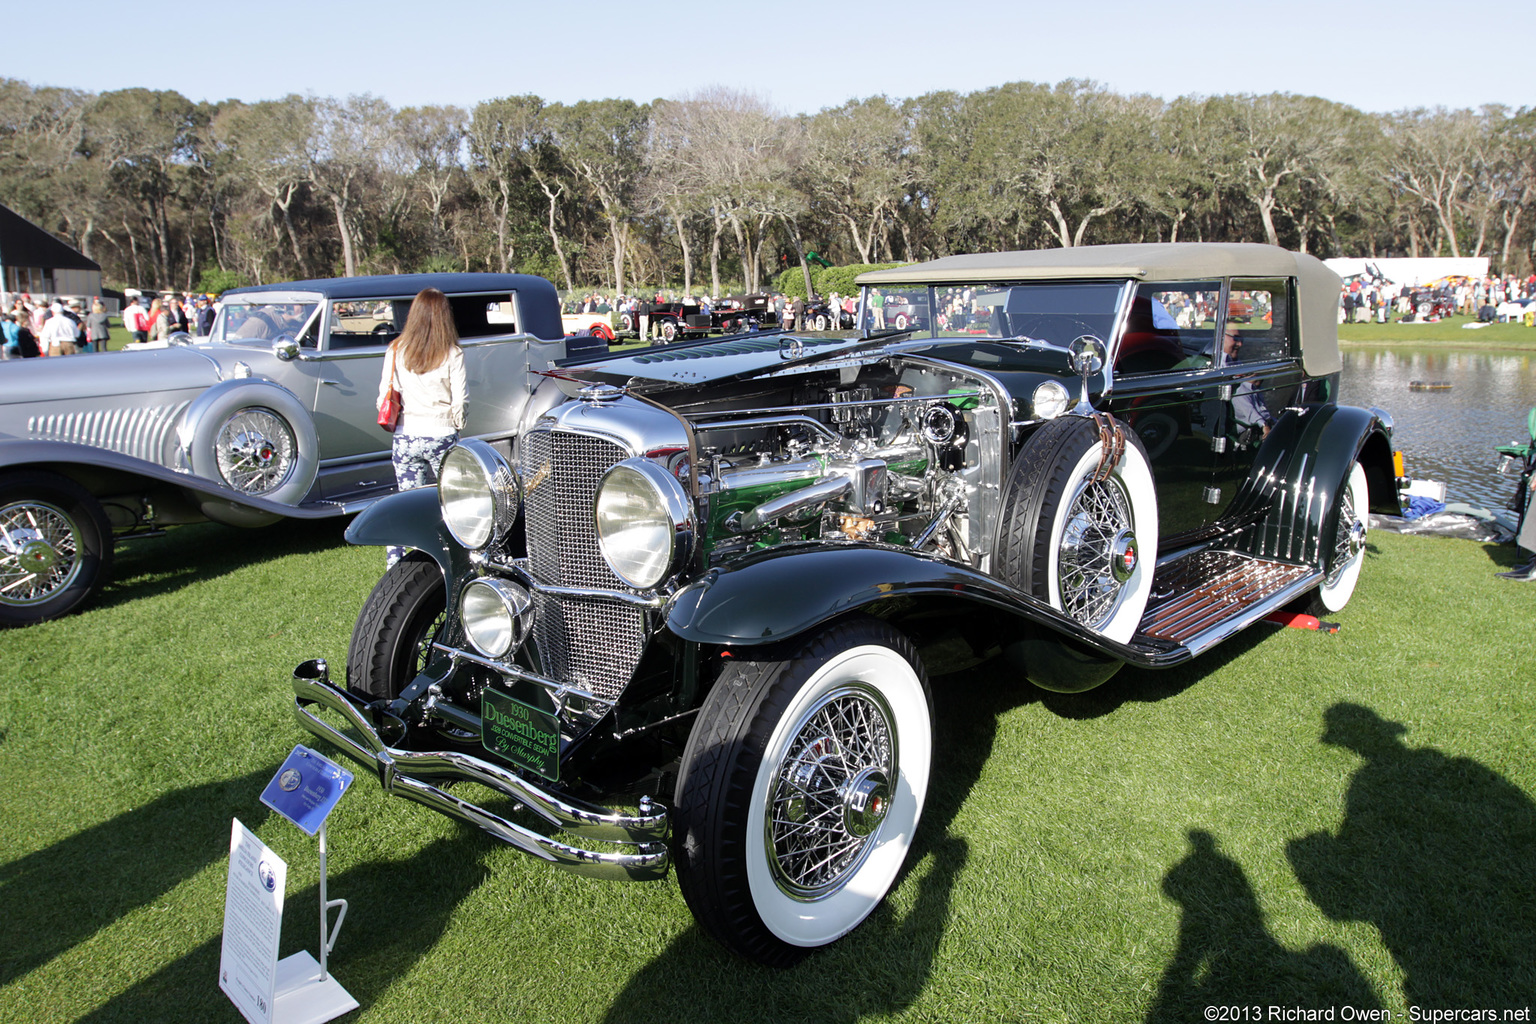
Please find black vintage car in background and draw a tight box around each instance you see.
[291,243,1399,967]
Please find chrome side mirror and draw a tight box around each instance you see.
[1069,335,1106,415]
[167,331,194,347]
[272,336,299,361]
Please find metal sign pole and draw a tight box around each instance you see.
[317,821,347,984]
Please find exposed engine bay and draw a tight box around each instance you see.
[628,354,1010,575]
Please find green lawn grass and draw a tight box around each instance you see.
[1340,314,1536,349]
[1,525,1532,1023]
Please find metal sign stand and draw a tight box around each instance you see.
[269,820,357,1024]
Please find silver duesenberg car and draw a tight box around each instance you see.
[0,272,576,627]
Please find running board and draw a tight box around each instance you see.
[1137,550,1321,658]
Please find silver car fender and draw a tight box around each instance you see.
[176,379,321,506]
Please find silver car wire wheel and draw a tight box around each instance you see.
[764,682,897,900]
[214,408,297,495]
[0,499,83,606]
[1056,475,1136,630]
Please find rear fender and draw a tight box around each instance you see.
[1229,405,1394,565]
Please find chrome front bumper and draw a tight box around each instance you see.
[290,659,669,881]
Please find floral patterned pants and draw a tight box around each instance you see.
[387,431,458,567]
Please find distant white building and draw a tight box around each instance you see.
[1325,257,1491,289]
[0,202,104,305]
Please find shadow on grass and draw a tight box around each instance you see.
[71,835,490,1024]
[1147,829,1383,1020]
[92,517,354,613]
[594,653,1029,1024]
[0,767,278,986]
[1288,703,1536,1008]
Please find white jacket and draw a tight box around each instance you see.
[379,343,466,436]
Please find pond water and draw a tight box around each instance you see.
[1339,348,1536,510]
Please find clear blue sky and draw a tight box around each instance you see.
[15,0,1531,116]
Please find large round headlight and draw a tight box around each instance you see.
[460,578,533,658]
[1032,381,1071,420]
[595,459,693,589]
[439,440,519,550]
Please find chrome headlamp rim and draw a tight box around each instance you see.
[439,439,521,551]
[459,577,534,659]
[594,457,694,590]
[1032,380,1071,421]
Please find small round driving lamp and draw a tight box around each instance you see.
[459,578,534,659]
[1032,381,1071,420]
[438,440,520,550]
[594,458,694,589]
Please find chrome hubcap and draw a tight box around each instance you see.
[1058,477,1135,628]
[0,501,81,605]
[767,685,896,901]
[215,409,295,494]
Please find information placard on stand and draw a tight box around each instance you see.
[221,745,359,1024]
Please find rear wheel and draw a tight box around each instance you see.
[1301,461,1368,614]
[674,617,932,966]
[0,471,113,627]
[346,558,447,699]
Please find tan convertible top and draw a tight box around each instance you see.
[856,243,1342,375]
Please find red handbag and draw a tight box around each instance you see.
[378,348,402,432]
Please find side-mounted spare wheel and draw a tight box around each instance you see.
[996,414,1158,691]
[674,616,933,967]
[0,470,114,627]
[181,380,319,514]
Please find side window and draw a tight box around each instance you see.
[1221,279,1294,366]
[329,299,404,349]
[1118,281,1221,374]
[482,297,517,336]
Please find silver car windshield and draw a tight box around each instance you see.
[212,301,321,346]
[860,281,1123,347]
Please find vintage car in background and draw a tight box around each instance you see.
[290,243,1399,966]
[0,272,572,627]
[559,311,616,343]
[710,293,778,333]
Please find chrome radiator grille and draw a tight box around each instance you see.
[519,427,644,701]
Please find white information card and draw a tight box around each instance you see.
[220,818,286,1024]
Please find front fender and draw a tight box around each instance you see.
[345,486,456,573]
[663,544,1172,671]
[1231,404,1393,565]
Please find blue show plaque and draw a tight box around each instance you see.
[260,745,354,836]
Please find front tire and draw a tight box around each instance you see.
[346,558,447,699]
[0,471,113,627]
[674,617,933,966]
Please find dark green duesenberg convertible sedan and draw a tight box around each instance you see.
[290,243,1400,966]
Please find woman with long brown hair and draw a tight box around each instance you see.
[377,287,466,565]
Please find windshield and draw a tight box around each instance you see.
[212,301,321,346]
[860,281,1125,347]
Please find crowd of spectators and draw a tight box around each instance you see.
[1339,273,1536,324]
[0,291,218,360]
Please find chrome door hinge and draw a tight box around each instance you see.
[1211,436,1228,454]
[1203,486,1222,504]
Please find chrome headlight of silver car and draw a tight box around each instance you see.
[1032,381,1071,420]
[439,440,520,550]
[460,577,533,658]
[594,458,694,589]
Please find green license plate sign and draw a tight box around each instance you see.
[481,689,560,781]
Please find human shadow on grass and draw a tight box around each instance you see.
[594,652,1031,1024]
[71,834,490,1024]
[0,767,277,986]
[90,517,353,614]
[1287,703,1536,1009]
[1146,829,1383,1022]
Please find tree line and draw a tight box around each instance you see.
[2,77,1532,296]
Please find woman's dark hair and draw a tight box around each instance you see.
[395,288,460,374]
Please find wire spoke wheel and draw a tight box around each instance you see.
[214,408,297,494]
[0,499,82,605]
[767,684,895,899]
[1057,476,1135,629]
